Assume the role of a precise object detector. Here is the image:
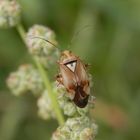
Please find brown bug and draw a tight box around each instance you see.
[57,50,90,108]
[30,34,91,108]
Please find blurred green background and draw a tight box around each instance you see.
[0,0,140,140]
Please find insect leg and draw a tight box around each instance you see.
[56,73,63,86]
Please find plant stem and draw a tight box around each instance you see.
[16,24,26,42]
[16,23,65,126]
[34,57,64,125]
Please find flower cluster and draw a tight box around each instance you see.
[37,90,55,120]
[7,64,44,96]
[52,116,98,140]
[0,0,21,28]
[26,25,60,68]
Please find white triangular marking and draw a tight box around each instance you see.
[66,61,76,72]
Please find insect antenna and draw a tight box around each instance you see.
[28,36,57,48]
[70,25,93,46]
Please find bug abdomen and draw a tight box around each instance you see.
[73,85,89,108]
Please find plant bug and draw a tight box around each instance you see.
[57,50,90,108]
[30,27,92,108]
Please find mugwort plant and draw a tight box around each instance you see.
[0,0,98,139]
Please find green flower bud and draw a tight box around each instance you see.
[54,82,77,116]
[52,124,72,140]
[63,102,76,116]
[6,68,27,96]
[52,116,98,140]
[0,0,21,28]
[7,64,44,96]
[26,25,60,68]
[26,66,44,96]
[80,128,94,140]
[37,90,55,120]
[76,104,89,116]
